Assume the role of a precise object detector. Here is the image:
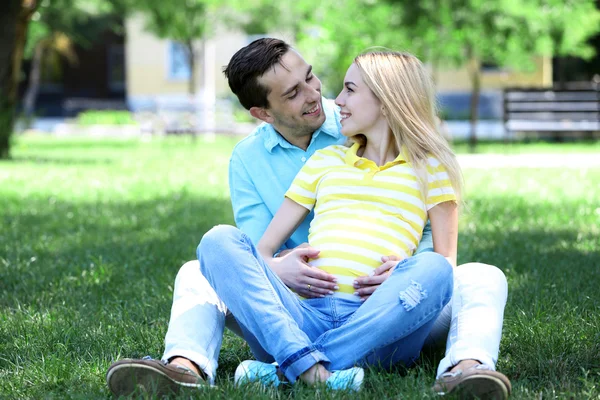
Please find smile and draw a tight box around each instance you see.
[340,112,350,121]
[303,103,321,116]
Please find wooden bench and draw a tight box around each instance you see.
[503,85,599,140]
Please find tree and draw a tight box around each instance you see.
[391,0,600,148]
[294,1,406,98]
[22,0,119,120]
[0,0,38,159]
[129,0,225,95]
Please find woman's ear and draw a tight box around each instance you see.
[250,107,274,124]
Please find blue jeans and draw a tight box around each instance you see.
[197,225,453,383]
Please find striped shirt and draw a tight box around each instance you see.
[285,143,456,300]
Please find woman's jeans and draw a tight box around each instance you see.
[194,225,453,382]
[162,226,507,384]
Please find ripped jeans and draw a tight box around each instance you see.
[198,225,453,383]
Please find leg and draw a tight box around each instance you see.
[436,263,508,376]
[315,252,454,370]
[162,260,232,384]
[198,225,330,383]
[431,263,511,399]
[107,260,226,396]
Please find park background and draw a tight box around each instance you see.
[1,0,600,399]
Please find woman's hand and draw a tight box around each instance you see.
[269,245,338,298]
[353,255,404,301]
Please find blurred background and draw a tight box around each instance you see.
[1,0,599,158]
[2,2,600,398]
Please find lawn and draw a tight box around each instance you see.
[1,135,599,399]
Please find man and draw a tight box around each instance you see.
[106,38,510,398]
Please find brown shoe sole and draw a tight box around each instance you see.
[448,374,509,400]
[106,359,206,397]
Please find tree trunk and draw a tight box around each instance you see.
[0,0,37,159]
[23,40,45,120]
[466,49,481,152]
[186,40,196,95]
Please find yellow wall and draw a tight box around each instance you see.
[434,57,552,92]
[125,15,250,98]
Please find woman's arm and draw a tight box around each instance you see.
[428,201,459,267]
[257,198,310,262]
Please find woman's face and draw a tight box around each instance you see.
[335,63,387,138]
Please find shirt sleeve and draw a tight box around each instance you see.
[229,151,273,245]
[285,150,329,211]
[425,156,457,210]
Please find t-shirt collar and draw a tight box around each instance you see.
[344,142,407,167]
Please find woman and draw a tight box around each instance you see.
[198,50,462,391]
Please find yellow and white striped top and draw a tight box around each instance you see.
[285,143,456,300]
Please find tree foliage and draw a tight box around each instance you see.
[385,0,600,145]
[22,0,119,118]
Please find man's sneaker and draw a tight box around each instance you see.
[433,364,511,400]
[106,357,207,397]
[234,360,282,388]
[326,367,364,391]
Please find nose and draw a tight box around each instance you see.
[335,91,345,107]
[307,82,321,103]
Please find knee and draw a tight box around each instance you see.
[197,224,242,257]
[398,252,453,293]
[456,262,508,299]
[413,252,454,282]
[176,260,201,282]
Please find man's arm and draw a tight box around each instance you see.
[415,220,433,253]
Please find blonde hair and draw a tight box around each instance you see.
[353,50,464,201]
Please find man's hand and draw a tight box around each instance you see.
[353,255,403,301]
[270,245,338,298]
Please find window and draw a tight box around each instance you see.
[167,41,191,81]
[108,45,125,92]
[481,62,504,73]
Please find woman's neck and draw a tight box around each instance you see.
[358,130,398,166]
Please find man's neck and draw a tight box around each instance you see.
[277,130,313,151]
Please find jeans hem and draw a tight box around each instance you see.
[280,348,330,383]
[436,348,496,378]
[162,349,217,385]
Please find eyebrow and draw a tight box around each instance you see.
[344,81,356,87]
[281,65,313,97]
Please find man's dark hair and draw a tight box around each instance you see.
[223,38,290,110]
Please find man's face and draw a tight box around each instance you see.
[257,50,325,143]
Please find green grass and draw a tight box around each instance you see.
[1,135,599,399]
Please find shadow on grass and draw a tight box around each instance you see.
[1,192,599,397]
[457,197,600,393]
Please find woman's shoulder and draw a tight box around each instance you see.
[312,144,349,160]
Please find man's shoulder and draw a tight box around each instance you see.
[230,122,271,161]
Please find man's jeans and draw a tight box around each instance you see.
[163,226,507,383]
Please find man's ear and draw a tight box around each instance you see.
[249,107,274,124]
